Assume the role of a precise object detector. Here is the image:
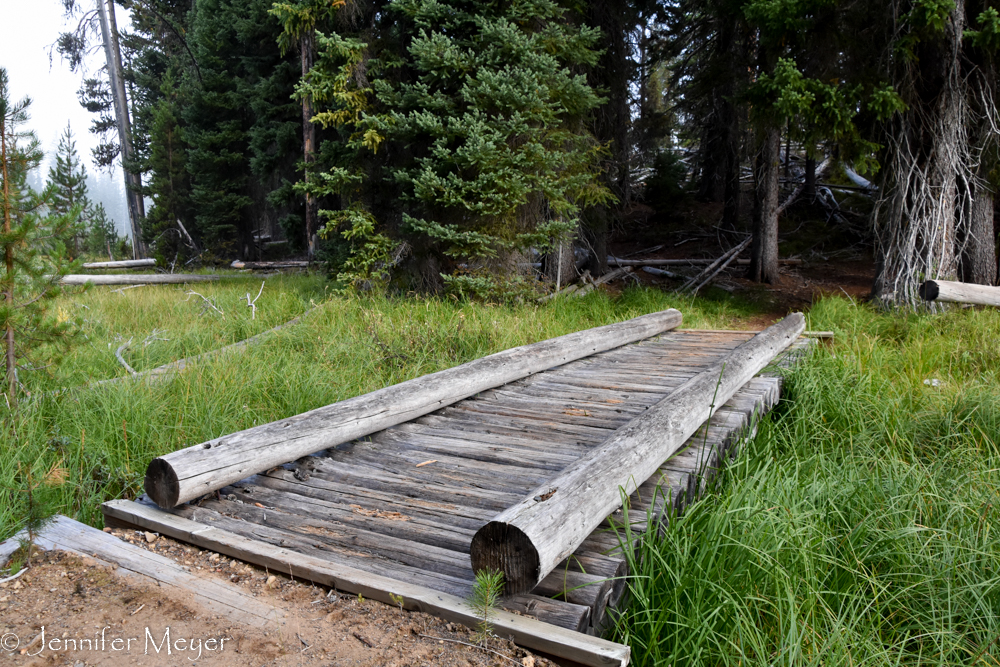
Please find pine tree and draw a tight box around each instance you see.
[0,68,78,408]
[86,203,120,259]
[302,0,612,294]
[46,123,90,258]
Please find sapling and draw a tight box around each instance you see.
[469,569,505,645]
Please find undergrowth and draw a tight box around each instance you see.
[611,297,1000,666]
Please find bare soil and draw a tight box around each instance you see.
[0,530,553,667]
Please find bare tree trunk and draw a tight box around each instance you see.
[960,183,997,285]
[584,0,629,277]
[748,126,781,283]
[873,0,966,308]
[804,154,816,200]
[96,0,145,259]
[1,118,14,404]
[301,31,318,260]
[545,235,576,290]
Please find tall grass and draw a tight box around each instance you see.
[0,282,767,540]
[612,297,1000,666]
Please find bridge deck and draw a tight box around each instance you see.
[103,328,811,665]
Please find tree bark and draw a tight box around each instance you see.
[1,116,14,404]
[96,0,146,259]
[301,31,318,260]
[872,0,965,307]
[959,184,997,285]
[748,126,781,283]
[471,313,805,595]
[804,154,816,200]
[143,309,684,508]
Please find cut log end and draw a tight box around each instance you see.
[919,280,940,301]
[145,458,181,509]
[470,521,539,596]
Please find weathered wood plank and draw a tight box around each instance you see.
[15,515,284,627]
[471,313,805,595]
[146,309,683,508]
[101,500,631,667]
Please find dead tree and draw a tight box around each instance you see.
[873,0,971,308]
[95,0,146,259]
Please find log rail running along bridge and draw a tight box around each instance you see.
[100,308,814,667]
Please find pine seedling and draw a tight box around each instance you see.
[469,569,504,646]
[16,460,67,569]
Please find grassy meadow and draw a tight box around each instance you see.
[611,297,1000,666]
[3,275,999,666]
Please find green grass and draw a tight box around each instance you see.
[0,281,768,540]
[611,297,1000,666]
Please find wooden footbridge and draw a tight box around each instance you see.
[101,309,812,666]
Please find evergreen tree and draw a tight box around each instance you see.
[0,68,78,407]
[45,123,90,258]
[303,0,612,294]
[86,203,120,259]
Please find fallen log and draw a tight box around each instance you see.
[231,260,311,270]
[679,237,751,294]
[470,312,805,595]
[58,274,219,285]
[641,266,685,279]
[919,280,1000,307]
[82,259,157,270]
[609,257,803,267]
[144,308,684,509]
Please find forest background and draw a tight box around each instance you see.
[7,0,985,310]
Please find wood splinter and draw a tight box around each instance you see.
[470,312,806,595]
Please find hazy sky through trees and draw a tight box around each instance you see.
[1,0,130,237]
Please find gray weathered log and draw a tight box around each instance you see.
[919,280,1000,306]
[470,313,805,595]
[58,274,219,285]
[82,259,157,269]
[144,309,684,508]
[231,260,311,270]
[609,256,802,267]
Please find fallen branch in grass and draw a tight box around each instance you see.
[231,260,310,270]
[185,290,224,316]
[115,339,137,376]
[242,281,265,320]
[110,284,148,294]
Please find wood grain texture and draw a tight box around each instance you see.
[920,279,1000,306]
[145,309,683,508]
[101,500,632,667]
[470,313,806,595]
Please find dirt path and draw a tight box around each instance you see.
[1,530,552,667]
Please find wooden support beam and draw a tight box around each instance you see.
[470,313,805,595]
[81,259,157,269]
[919,280,1000,307]
[58,274,219,285]
[102,500,632,667]
[0,515,285,627]
[145,309,683,508]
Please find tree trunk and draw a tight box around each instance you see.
[748,126,781,283]
[873,0,965,308]
[544,235,576,290]
[301,31,318,260]
[804,154,816,200]
[960,184,997,285]
[584,0,629,276]
[1,122,14,404]
[96,0,145,259]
